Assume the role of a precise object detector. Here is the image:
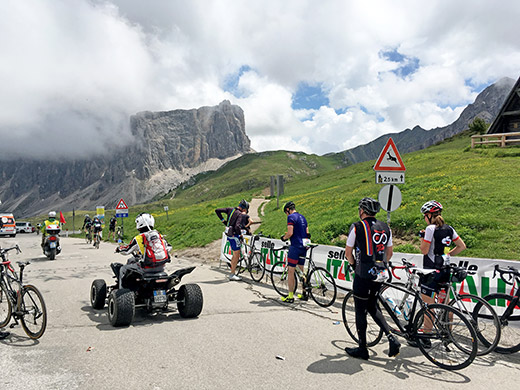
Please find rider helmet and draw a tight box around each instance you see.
[238,199,249,211]
[358,197,380,215]
[421,200,443,215]
[85,214,90,218]
[136,213,155,232]
[283,201,295,213]
[49,211,56,218]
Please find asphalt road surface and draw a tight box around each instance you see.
[0,234,519,390]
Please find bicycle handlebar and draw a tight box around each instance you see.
[0,245,21,256]
[493,264,520,286]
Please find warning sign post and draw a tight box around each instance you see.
[373,137,406,223]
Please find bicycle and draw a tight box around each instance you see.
[270,244,337,307]
[477,264,520,354]
[380,259,500,356]
[0,245,47,339]
[235,234,266,282]
[342,278,478,370]
[85,226,92,244]
[93,230,102,249]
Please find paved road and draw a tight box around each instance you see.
[0,234,519,390]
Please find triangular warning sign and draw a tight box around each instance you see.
[116,198,128,209]
[373,137,406,171]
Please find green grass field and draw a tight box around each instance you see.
[28,132,520,260]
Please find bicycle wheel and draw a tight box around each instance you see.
[449,294,500,356]
[413,303,477,371]
[249,252,265,283]
[20,284,47,339]
[235,254,246,275]
[341,290,383,347]
[481,293,520,354]
[271,261,298,297]
[307,267,337,307]
[0,283,13,328]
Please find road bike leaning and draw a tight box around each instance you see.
[342,272,478,370]
[270,244,337,307]
[381,258,500,356]
[0,246,47,339]
[476,264,520,354]
[235,234,267,283]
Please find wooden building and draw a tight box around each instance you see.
[487,76,520,134]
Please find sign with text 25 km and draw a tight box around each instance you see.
[373,137,406,184]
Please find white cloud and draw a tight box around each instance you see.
[1,0,520,158]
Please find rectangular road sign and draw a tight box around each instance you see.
[115,211,128,218]
[376,171,405,184]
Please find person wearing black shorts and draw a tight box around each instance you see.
[345,197,400,360]
[418,201,466,335]
[108,216,117,241]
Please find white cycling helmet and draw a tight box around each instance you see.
[136,213,155,231]
[49,211,56,218]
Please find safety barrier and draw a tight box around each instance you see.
[471,131,520,148]
[220,233,519,298]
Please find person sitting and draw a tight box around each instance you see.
[41,211,59,247]
[115,213,171,288]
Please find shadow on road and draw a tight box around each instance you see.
[80,304,200,331]
[306,339,471,383]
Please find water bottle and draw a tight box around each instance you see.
[442,254,451,267]
[385,297,402,316]
[403,296,413,320]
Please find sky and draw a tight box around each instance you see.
[1,0,520,159]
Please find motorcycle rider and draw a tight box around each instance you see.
[115,213,171,288]
[41,211,59,247]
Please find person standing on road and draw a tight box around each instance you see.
[215,200,249,281]
[108,216,117,241]
[345,197,400,360]
[417,201,466,338]
[280,201,310,303]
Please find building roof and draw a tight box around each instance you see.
[488,76,520,134]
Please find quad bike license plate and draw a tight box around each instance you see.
[50,242,57,248]
[153,290,167,303]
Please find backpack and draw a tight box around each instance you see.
[141,230,170,268]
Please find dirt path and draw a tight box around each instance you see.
[172,197,269,261]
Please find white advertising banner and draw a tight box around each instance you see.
[220,233,519,299]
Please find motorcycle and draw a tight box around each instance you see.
[43,223,61,260]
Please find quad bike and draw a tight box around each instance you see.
[90,256,203,327]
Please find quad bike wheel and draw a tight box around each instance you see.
[108,288,135,327]
[177,284,203,318]
[90,279,107,309]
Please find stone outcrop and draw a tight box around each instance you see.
[0,100,251,217]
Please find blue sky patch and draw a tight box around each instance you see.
[292,82,330,110]
[222,65,252,98]
[380,49,420,78]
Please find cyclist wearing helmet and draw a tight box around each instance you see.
[215,199,249,281]
[116,213,171,288]
[280,201,310,303]
[82,214,92,230]
[418,201,466,334]
[345,197,400,360]
[41,211,59,247]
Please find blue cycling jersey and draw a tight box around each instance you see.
[287,212,308,247]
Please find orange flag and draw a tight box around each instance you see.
[59,211,66,224]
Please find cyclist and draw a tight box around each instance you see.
[108,215,117,241]
[345,197,400,360]
[280,201,310,303]
[417,200,466,337]
[41,211,59,247]
[82,214,92,230]
[215,199,249,281]
[92,216,103,246]
[116,213,171,288]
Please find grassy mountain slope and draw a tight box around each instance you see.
[34,134,520,260]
